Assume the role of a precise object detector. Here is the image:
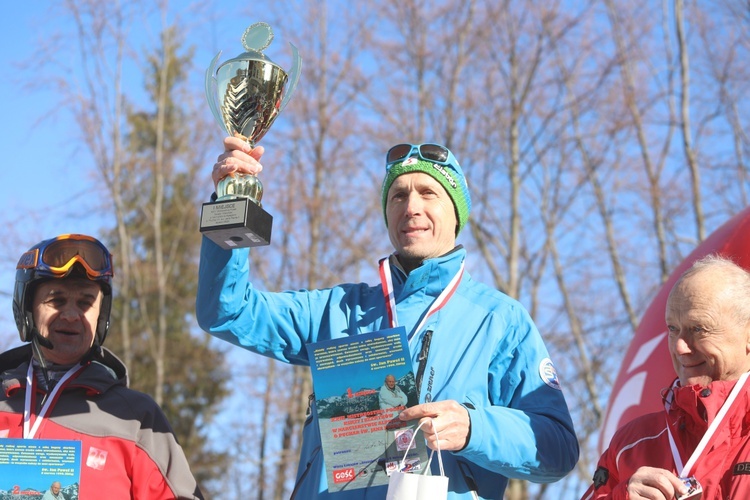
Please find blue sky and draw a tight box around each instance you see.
[0,5,76,235]
[0,2,287,341]
[0,4,68,343]
[0,3,275,235]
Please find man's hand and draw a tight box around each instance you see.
[398,400,470,451]
[211,136,264,190]
[625,466,689,499]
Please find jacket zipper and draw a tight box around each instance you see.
[414,330,433,400]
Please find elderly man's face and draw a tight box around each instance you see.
[385,376,396,389]
[32,278,102,365]
[666,271,750,387]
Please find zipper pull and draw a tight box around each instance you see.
[306,392,315,416]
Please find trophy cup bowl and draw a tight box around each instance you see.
[200,22,301,249]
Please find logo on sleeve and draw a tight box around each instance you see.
[593,466,609,489]
[734,462,750,475]
[86,446,108,470]
[539,358,561,390]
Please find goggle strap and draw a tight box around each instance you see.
[17,249,41,270]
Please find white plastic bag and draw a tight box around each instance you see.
[386,419,448,500]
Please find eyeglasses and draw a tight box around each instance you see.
[386,143,453,167]
[17,234,113,279]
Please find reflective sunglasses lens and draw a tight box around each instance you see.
[419,144,449,163]
[386,144,413,164]
[42,239,109,272]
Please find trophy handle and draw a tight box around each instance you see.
[205,51,228,135]
[281,42,302,113]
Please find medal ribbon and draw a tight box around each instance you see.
[24,362,86,439]
[379,257,399,329]
[664,371,750,477]
[379,255,464,345]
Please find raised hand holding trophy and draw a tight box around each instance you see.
[200,22,301,249]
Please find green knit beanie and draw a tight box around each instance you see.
[381,156,472,235]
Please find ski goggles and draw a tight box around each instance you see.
[17,234,114,279]
[385,143,458,168]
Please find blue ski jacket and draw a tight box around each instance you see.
[196,238,578,499]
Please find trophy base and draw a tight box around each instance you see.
[200,198,272,249]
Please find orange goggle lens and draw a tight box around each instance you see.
[17,236,113,278]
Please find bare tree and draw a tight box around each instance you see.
[30,0,229,492]
[674,0,705,242]
[53,0,138,369]
[603,0,674,284]
[12,0,750,498]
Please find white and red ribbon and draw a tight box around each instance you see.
[665,371,750,477]
[24,362,86,439]
[379,255,464,347]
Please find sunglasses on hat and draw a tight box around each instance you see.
[386,143,454,167]
[17,234,113,279]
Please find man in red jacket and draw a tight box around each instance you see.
[0,234,203,499]
[581,254,750,500]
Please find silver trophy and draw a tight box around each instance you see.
[200,22,301,249]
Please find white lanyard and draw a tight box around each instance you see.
[23,362,86,439]
[378,255,464,346]
[665,372,750,477]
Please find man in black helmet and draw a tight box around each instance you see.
[0,234,203,499]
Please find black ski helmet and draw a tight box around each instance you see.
[12,234,114,346]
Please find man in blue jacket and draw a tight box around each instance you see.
[196,138,579,499]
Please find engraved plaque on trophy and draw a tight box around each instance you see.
[200,22,301,249]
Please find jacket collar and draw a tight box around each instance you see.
[671,378,749,432]
[388,246,466,305]
[389,245,466,293]
[0,344,128,397]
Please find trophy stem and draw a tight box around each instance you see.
[217,172,264,204]
[215,134,264,204]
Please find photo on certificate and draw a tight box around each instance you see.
[309,327,428,493]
